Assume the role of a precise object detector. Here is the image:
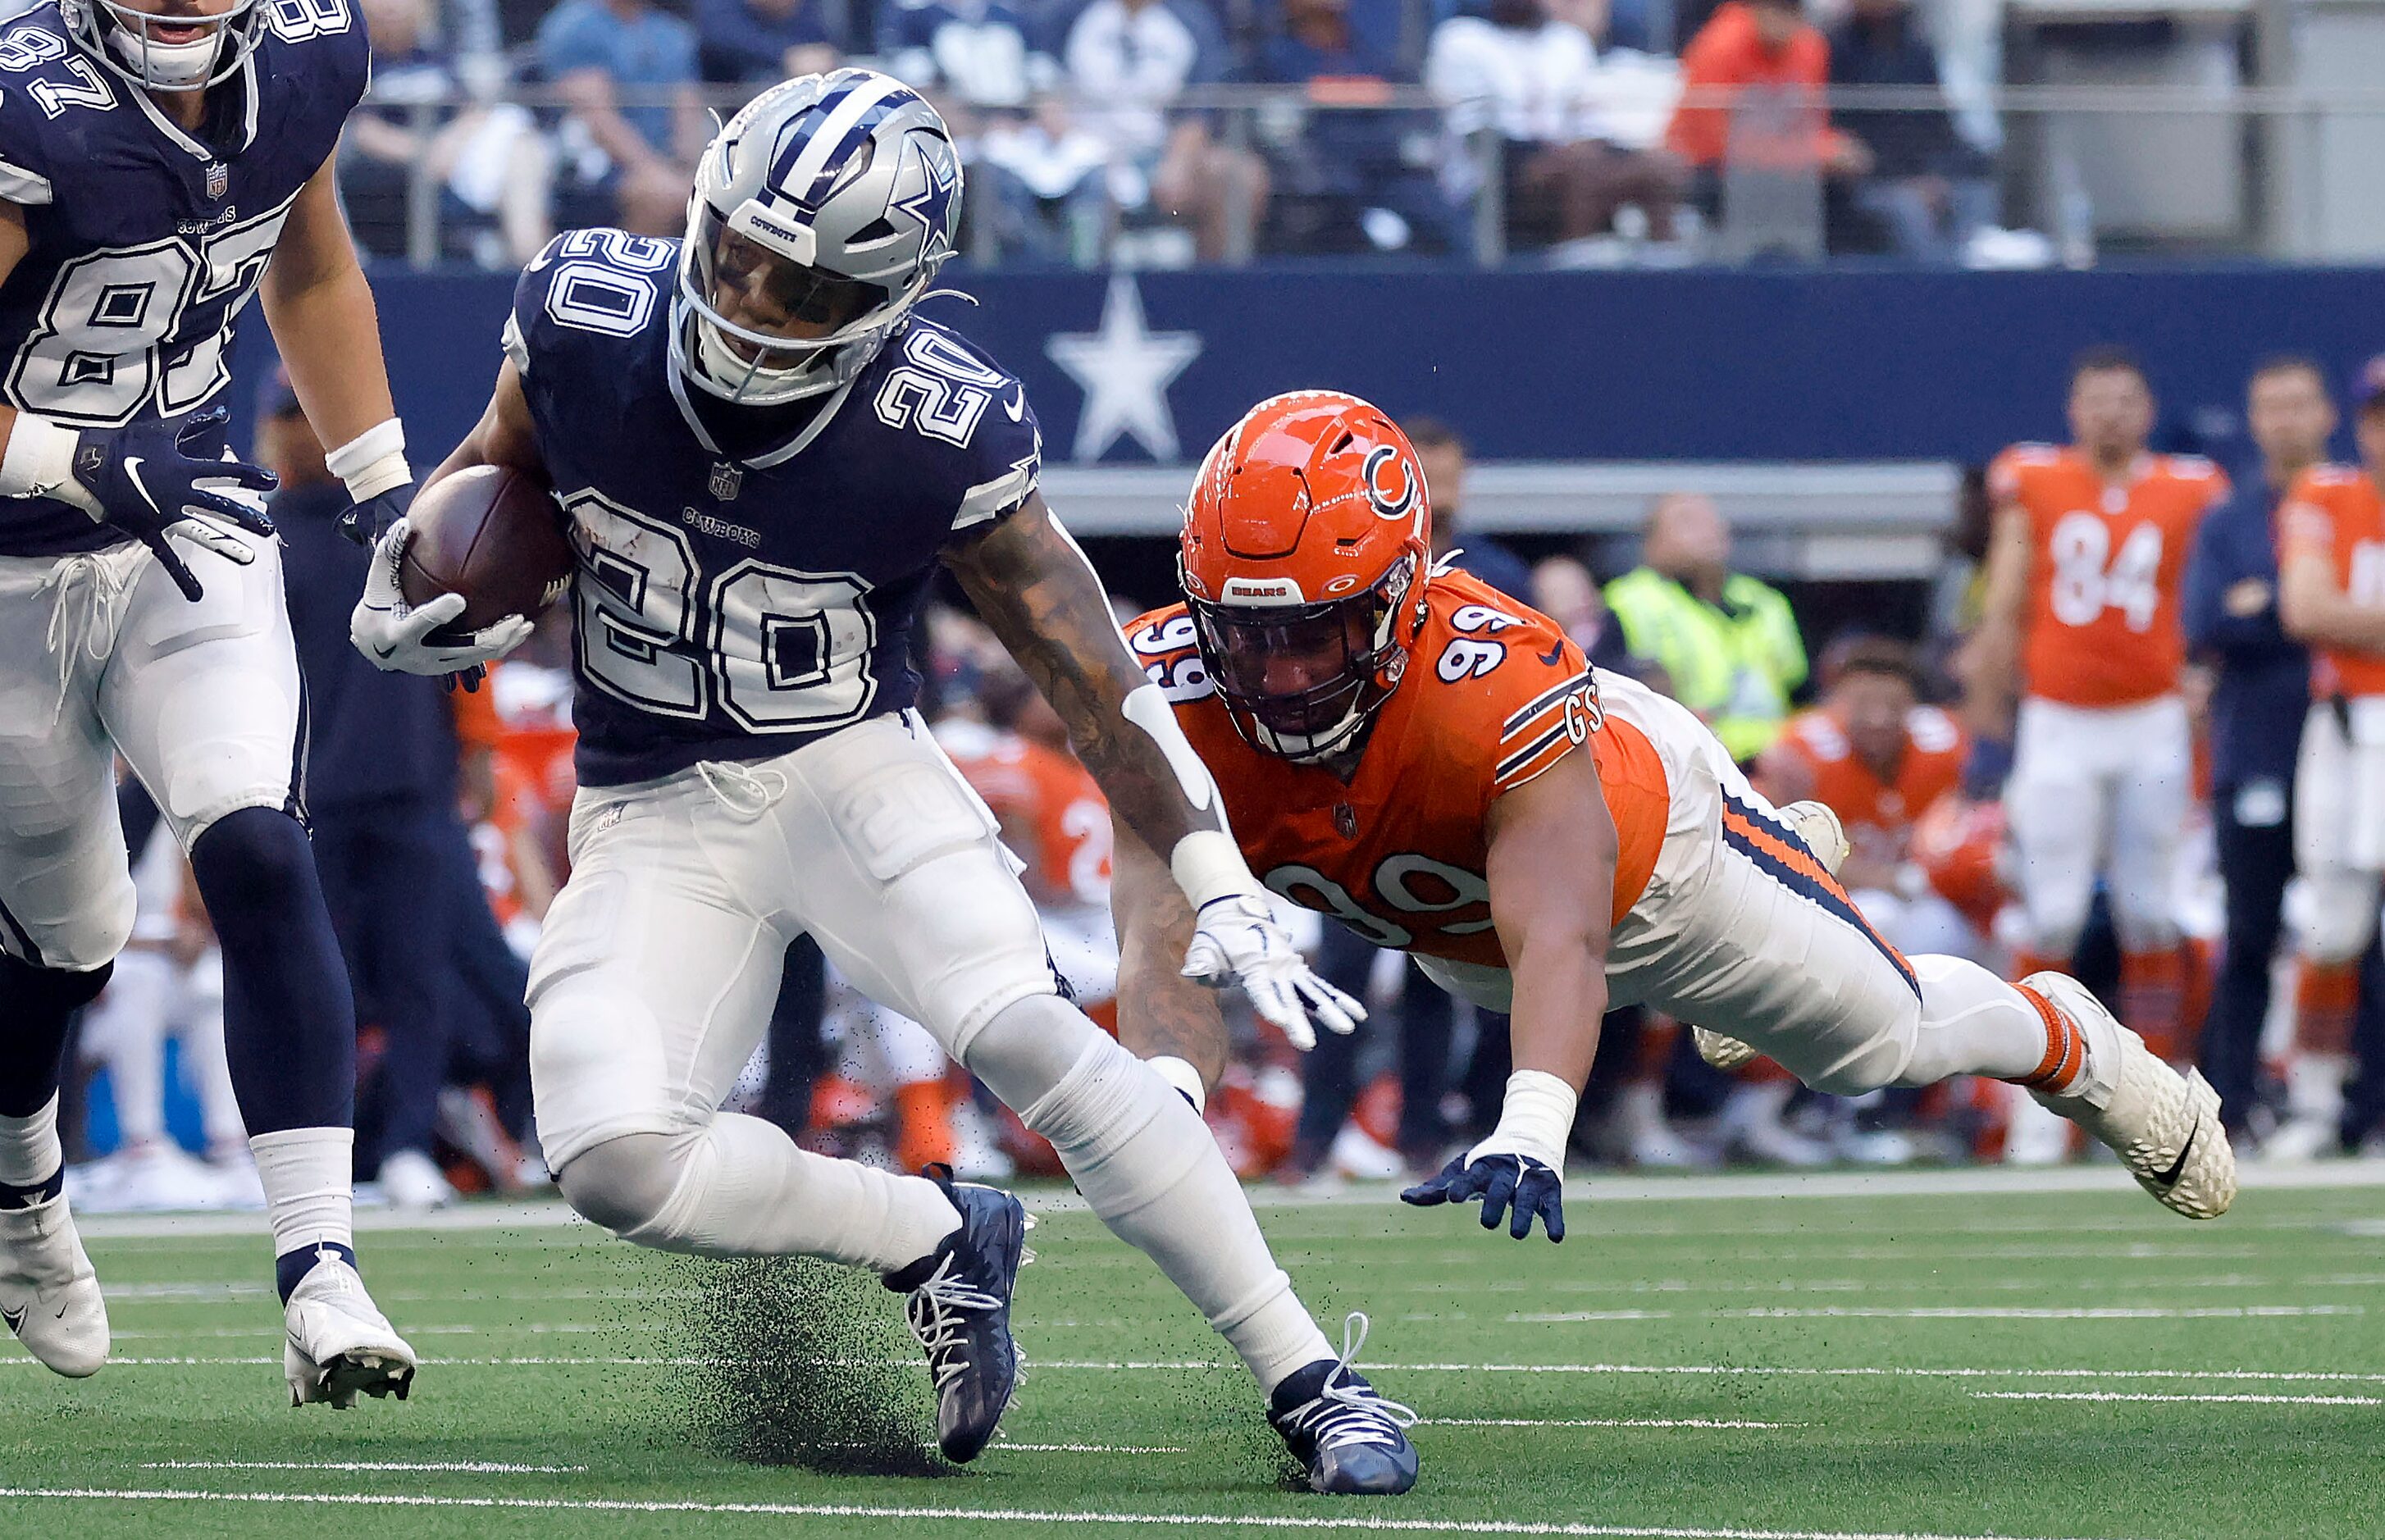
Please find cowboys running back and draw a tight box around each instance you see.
[0,0,417,1401]
[354,70,1417,1491]
[1113,392,2237,1255]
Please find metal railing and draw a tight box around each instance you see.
[348,79,2385,271]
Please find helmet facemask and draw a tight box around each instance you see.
[66,0,265,91]
[1189,552,1418,764]
[677,203,902,406]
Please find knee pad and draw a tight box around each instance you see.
[188,806,315,917]
[1804,1034,1912,1097]
[960,992,1106,1116]
[555,1130,693,1237]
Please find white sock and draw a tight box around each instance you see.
[1019,1031,1334,1393]
[1899,955,2059,1085]
[249,1127,355,1259]
[0,1094,63,1189]
[622,1112,961,1271]
[2287,1054,2350,1121]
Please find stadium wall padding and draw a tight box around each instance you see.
[310,265,2385,472]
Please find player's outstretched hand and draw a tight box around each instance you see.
[350,517,533,677]
[64,406,277,602]
[1182,892,1366,1050]
[337,477,415,549]
[1402,1151,1566,1242]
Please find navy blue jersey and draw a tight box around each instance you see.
[0,0,369,557]
[505,229,1043,787]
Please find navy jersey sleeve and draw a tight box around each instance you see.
[502,228,678,422]
[882,320,1043,540]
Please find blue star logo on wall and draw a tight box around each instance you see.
[1044,275,1202,462]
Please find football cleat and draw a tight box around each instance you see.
[284,1250,417,1408]
[1693,799,1849,1073]
[0,1192,108,1377]
[1268,1312,1420,1496]
[2022,972,2237,1219]
[894,1165,1028,1463]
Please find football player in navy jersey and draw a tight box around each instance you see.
[353,69,1418,1491]
[0,0,454,1404]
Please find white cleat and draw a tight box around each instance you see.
[1776,799,1851,874]
[2022,972,2237,1219]
[2256,1114,2341,1164]
[1692,1026,1759,1072]
[0,1193,109,1377]
[284,1251,417,1409]
[1690,801,1849,1075]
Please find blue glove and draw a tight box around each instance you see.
[337,477,414,549]
[1401,1151,1566,1242]
[68,406,277,602]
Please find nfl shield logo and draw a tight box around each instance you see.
[708,462,742,502]
[204,162,228,199]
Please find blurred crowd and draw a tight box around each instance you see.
[53,361,2385,1212]
[329,0,2014,267]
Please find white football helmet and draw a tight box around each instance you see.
[672,68,963,407]
[61,0,267,91]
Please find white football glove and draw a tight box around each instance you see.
[1181,892,1365,1050]
[350,517,533,677]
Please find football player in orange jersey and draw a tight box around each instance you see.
[1972,348,2230,1065]
[2270,356,2385,1157]
[1114,392,2236,1242]
[1756,636,1973,959]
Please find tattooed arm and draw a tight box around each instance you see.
[945,494,1363,1046]
[1109,812,1232,1099]
[944,493,1224,857]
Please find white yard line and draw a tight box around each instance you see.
[1509,1306,2366,1323]
[1970,1391,2380,1406]
[0,1487,2168,1540]
[141,1461,588,1474]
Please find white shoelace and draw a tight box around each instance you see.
[695,759,789,820]
[34,552,129,723]
[1279,1312,1420,1451]
[903,1252,1005,1392]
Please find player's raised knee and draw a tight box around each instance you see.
[554,1132,691,1237]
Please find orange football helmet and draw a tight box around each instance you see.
[1179,391,1432,761]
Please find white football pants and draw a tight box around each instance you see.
[2004,694,2190,956]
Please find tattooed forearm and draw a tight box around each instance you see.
[946,494,1226,857]
[1109,813,1231,1088]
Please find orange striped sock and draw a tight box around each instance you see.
[2294,959,2361,1057]
[2120,946,2187,1064]
[2008,982,2086,1096]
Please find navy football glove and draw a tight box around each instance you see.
[337,477,414,549]
[68,406,276,602]
[1401,1151,1566,1242]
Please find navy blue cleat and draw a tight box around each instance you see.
[1267,1313,1420,1495]
[886,1164,1028,1463]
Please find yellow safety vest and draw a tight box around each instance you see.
[1603,567,1808,763]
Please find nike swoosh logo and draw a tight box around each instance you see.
[1539,642,1565,666]
[2,1303,25,1335]
[2151,1121,2200,1187]
[372,644,398,660]
[1003,386,1026,422]
[123,456,155,510]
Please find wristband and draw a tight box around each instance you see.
[326,417,411,502]
[1170,827,1259,913]
[1472,1069,1578,1173]
[0,412,95,513]
[1146,1055,1207,1114]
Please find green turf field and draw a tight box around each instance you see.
[3,1167,2381,1539]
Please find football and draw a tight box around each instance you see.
[397,463,574,631]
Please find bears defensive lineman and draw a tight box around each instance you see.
[1114,393,2237,1255]
[0,0,425,1401]
[354,71,1417,1490]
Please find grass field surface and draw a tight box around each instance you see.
[2,1164,2380,1539]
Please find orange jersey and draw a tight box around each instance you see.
[1772,704,1965,862]
[941,723,1114,907]
[1990,444,2228,707]
[1127,570,1668,968]
[2278,464,2385,699]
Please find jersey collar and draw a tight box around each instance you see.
[125,53,260,162]
[667,358,858,471]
